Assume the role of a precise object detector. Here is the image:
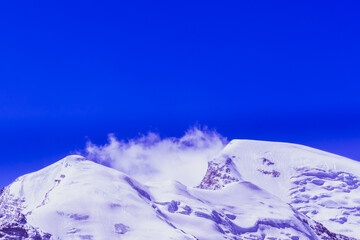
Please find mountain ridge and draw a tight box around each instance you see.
[1,140,360,239]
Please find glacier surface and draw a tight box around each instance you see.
[1,140,359,240]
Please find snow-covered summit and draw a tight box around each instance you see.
[210,140,360,238]
[1,140,360,239]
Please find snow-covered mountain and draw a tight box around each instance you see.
[1,140,359,240]
[212,140,360,238]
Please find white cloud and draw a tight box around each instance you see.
[85,127,227,186]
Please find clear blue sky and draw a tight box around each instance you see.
[1,0,360,187]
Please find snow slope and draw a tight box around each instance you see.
[1,140,360,240]
[211,140,360,238]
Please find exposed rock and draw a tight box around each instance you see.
[0,187,52,240]
[310,220,357,240]
[197,158,240,190]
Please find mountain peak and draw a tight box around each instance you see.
[58,155,87,166]
[1,141,360,239]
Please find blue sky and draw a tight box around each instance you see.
[1,0,360,187]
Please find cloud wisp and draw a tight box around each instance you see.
[85,127,227,186]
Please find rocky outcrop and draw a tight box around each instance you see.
[307,219,357,240]
[0,186,51,240]
[197,157,240,190]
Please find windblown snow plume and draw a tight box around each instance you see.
[85,127,227,186]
